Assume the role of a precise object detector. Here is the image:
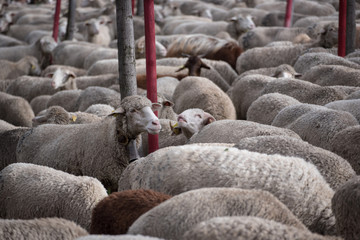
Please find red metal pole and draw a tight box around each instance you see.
[338,0,347,57]
[284,0,293,27]
[144,0,159,153]
[52,0,62,42]
[132,0,135,16]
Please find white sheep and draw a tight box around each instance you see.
[272,103,359,150]
[74,86,121,111]
[172,76,236,120]
[119,145,336,235]
[246,93,301,125]
[76,235,164,240]
[16,95,162,192]
[84,104,115,117]
[0,218,89,240]
[0,92,34,127]
[0,127,30,171]
[30,95,52,115]
[294,52,360,74]
[127,188,307,239]
[183,216,339,240]
[234,135,356,190]
[0,163,108,231]
[325,99,360,123]
[0,56,41,80]
[5,76,63,102]
[46,90,82,112]
[330,125,360,174]
[0,35,56,63]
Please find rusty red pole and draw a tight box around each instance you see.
[52,0,62,42]
[132,0,135,16]
[338,0,347,57]
[284,0,293,27]
[144,0,159,153]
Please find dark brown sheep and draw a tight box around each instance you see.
[90,189,171,235]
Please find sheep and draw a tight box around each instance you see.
[134,37,168,59]
[140,108,216,157]
[6,76,61,102]
[238,64,302,79]
[172,76,236,120]
[272,103,359,151]
[187,119,301,144]
[0,127,30,170]
[329,125,360,174]
[300,65,360,87]
[87,58,118,76]
[325,99,360,123]
[32,106,103,127]
[41,64,87,78]
[0,33,25,47]
[6,23,54,41]
[16,95,162,192]
[261,11,307,27]
[183,216,339,240]
[238,27,313,50]
[83,47,118,69]
[50,68,78,91]
[76,235,164,240]
[0,92,34,127]
[255,1,336,16]
[165,34,242,70]
[119,145,336,235]
[46,90,82,112]
[234,135,356,190]
[0,80,12,92]
[0,163,108,231]
[127,187,307,240]
[76,74,118,89]
[74,86,121,111]
[0,35,56,64]
[294,52,360,74]
[156,76,179,101]
[331,176,360,240]
[90,189,171,235]
[0,120,16,133]
[235,44,307,74]
[29,95,51,115]
[77,17,112,46]
[246,93,301,125]
[85,104,115,117]
[52,41,100,69]
[0,218,89,240]
[227,74,275,119]
[155,57,238,85]
[161,16,212,35]
[260,78,345,106]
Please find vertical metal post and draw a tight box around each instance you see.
[346,0,356,55]
[338,0,347,57]
[284,0,293,27]
[52,0,62,42]
[144,0,159,153]
[132,0,135,16]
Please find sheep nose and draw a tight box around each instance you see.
[152,119,160,126]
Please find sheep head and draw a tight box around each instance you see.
[110,95,162,139]
[176,55,210,76]
[176,108,216,139]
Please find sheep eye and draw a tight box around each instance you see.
[195,114,202,118]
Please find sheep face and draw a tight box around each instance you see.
[112,96,162,136]
[40,35,57,54]
[51,68,76,90]
[231,14,256,34]
[32,106,71,126]
[177,108,216,139]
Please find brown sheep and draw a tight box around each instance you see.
[90,189,171,235]
[166,34,242,71]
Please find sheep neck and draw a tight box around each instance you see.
[115,114,137,145]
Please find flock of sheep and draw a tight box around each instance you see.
[1,0,360,239]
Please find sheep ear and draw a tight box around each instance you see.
[176,65,186,72]
[45,72,54,78]
[109,106,125,117]
[163,100,174,107]
[294,73,302,78]
[32,115,47,123]
[152,102,162,111]
[203,112,216,125]
[230,16,237,22]
[69,72,76,78]
[201,61,211,70]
